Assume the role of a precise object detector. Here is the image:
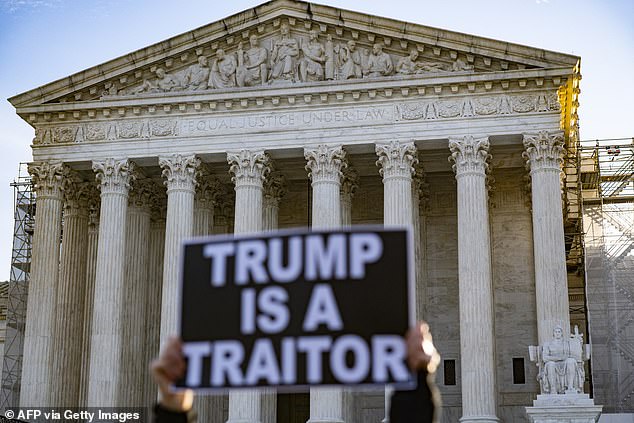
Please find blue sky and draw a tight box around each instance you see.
[0,0,633,279]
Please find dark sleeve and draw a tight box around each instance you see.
[152,404,189,423]
[389,370,438,423]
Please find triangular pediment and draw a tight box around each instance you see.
[9,0,579,109]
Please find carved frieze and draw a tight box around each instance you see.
[397,93,560,122]
[34,90,560,146]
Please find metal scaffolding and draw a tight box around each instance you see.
[580,138,634,412]
[0,164,35,411]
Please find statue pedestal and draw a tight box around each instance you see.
[525,394,602,423]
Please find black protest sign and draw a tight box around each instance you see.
[177,227,414,390]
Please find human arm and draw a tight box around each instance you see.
[390,322,441,423]
[150,337,194,422]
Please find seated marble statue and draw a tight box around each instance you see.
[533,325,587,394]
[299,30,325,82]
[209,48,237,89]
[182,56,210,90]
[364,43,393,78]
[134,67,181,94]
[396,49,422,75]
[236,35,269,87]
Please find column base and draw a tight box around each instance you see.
[459,416,499,423]
[306,420,344,423]
[226,420,262,423]
[525,394,602,423]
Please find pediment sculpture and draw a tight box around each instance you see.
[101,22,478,99]
[529,325,590,395]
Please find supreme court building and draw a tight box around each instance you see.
[8,1,583,422]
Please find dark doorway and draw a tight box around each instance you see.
[277,392,310,423]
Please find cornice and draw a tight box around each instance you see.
[20,68,569,126]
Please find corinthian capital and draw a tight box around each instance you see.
[413,164,430,214]
[195,165,222,207]
[341,166,359,198]
[523,131,564,171]
[92,158,136,195]
[63,172,93,215]
[264,172,287,206]
[375,141,418,180]
[448,135,490,176]
[304,145,346,184]
[28,161,70,199]
[159,154,200,193]
[129,178,158,208]
[228,150,270,187]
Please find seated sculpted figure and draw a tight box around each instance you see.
[299,30,325,82]
[270,23,299,83]
[338,40,362,80]
[134,67,181,94]
[236,35,269,87]
[396,49,422,75]
[540,325,586,394]
[209,48,237,89]
[182,56,210,91]
[364,43,393,78]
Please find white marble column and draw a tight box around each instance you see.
[87,158,136,406]
[50,175,91,406]
[194,166,220,236]
[376,141,417,226]
[121,178,153,406]
[376,141,417,423]
[229,150,270,234]
[79,188,100,407]
[449,135,498,423]
[305,144,347,423]
[226,150,270,423]
[144,194,166,405]
[263,171,286,231]
[20,161,68,407]
[412,166,430,320]
[159,154,200,345]
[523,131,570,343]
[340,167,358,227]
[192,168,225,423]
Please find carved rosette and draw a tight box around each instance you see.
[159,154,200,193]
[375,141,418,181]
[304,145,346,184]
[28,161,70,199]
[195,166,222,209]
[340,166,359,199]
[448,135,491,177]
[129,178,158,209]
[523,131,565,172]
[264,172,287,207]
[92,158,136,196]
[228,150,271,188]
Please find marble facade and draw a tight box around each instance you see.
[9,1,583,422]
